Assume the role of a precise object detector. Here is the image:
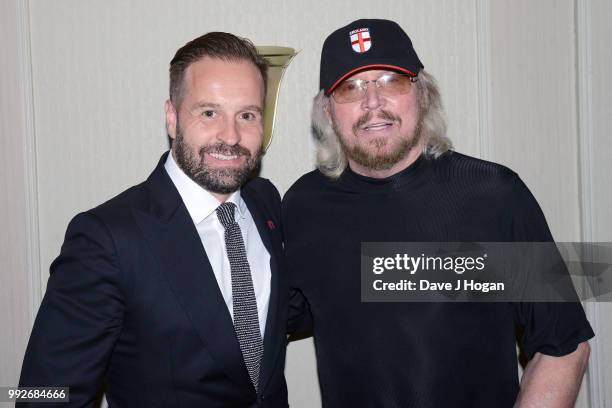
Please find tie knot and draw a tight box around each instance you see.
[216,202,237,228]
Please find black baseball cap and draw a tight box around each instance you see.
[320,19,424,95]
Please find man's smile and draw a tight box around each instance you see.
[361,121,394,131]
[208,152,240,161]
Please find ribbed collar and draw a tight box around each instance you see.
[337,154,433,193]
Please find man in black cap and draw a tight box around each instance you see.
[283,19,593,407]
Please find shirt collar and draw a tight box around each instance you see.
[164,151,247,224]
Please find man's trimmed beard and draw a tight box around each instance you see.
[331,108,423,171]
[174,121,262,194]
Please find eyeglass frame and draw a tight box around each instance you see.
[331,72,418,104]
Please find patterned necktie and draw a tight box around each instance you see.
[216,202,263,391]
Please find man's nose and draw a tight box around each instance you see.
[361,83,385,111]
[217,118,241,145]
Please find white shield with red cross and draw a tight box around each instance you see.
[349,28,371,53]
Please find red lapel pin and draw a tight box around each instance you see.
[267,220,276,230]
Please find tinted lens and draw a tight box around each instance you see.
[378,74,413,96]
[332,74,416,103]
[333,80,365,103]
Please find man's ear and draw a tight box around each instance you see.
[165,99,177,141]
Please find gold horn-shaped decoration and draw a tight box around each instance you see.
[256,46,298,150]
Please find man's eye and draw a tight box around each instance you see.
[344,82,360,92]
[240,112,257,121]
[379,75,401,86]
[201,110,216,118]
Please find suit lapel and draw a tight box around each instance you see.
[241,184,283,393]
[134,154,253,391]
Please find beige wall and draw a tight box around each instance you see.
[583,0,612,405]
[0,0,39,399]
[1,1,610,406]
[490,0,580,241]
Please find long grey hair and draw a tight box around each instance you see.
[311,69,453,179]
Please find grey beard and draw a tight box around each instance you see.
[332,109,422,171]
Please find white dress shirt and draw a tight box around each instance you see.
[164,152,271,338]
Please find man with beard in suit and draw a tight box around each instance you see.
[20,32,288,407]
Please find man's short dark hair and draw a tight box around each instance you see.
[169,32,268,107]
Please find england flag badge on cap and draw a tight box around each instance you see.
[349,28,371,53]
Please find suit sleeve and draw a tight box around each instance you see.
[509,176,594,359]
[18,212,125,407]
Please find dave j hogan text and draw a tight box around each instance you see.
[372,279,505,293]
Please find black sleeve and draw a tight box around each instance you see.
[509,175,594,358]
[281,185,314,338]
[514,302,594,358]
[287,288,314,337]
[18,212,124,407]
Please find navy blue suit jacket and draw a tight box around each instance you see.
[19,153,289,407]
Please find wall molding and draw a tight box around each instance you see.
[575,0,604,407]
[17,0,42,325]
[476,0,492,160]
